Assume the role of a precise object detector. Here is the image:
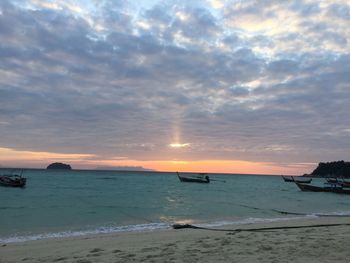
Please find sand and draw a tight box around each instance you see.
[1,217,350,263]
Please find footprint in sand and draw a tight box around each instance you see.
[124,253,136,258]
[165,242,177,247]
[76,259,93,263]
[141,247,156,252]
[89,248,104,253]
[53,257,68,262]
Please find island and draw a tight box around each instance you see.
[310,160,350,178]
[46,162,72,170]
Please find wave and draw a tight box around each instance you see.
[0,223,170,244]
[310,211,350,217]
[197,216,311,229]
[2,211,350,244]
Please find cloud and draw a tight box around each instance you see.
[0,0,349,172]
[327,3,350,20]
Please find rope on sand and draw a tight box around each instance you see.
[172,223,350,233]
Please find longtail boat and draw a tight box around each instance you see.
[0,175,26,188]
[177,172,210,183]
[295,182,350,195]
[325,178,350,188]
[282,176,312,184]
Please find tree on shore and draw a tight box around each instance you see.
[311,160,350,177]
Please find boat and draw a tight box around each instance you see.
[0,175,26,187]
[282,176,312,183]
[340,181,350,188]
[295,182,350,194]
[0,170,26,188]
[177,172,210,183]
[325,178,350,188]
[326,178,339,184]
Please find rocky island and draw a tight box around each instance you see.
[46,162,72,170]
[310,160,350,178]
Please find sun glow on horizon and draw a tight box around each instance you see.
[0,147,314,175]
[169,143,190,148]
[90,159,314,175]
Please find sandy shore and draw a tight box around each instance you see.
[1,217,350,263]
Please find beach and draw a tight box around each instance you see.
[2,171,350,262]
[1,217,350,263]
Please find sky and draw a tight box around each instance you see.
[0,0,350,175]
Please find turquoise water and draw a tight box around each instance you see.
[1,169,350,243]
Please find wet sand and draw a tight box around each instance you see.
[1,217,350,263]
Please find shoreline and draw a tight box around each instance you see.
[0,214,326,244]
[1,217,350,263]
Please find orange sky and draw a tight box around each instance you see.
[0,147,314,175]
[87,159,314,175]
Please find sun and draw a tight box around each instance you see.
[169,143,190,148]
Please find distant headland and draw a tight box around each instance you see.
[95,165,155,172]
[46,162,72,170]
[309,160,350,177]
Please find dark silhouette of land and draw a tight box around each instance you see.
[311,160,350,177]
[46,162,72,170]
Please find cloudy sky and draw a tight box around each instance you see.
[0,0,349,174]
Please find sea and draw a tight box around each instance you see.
[1,169,350,244]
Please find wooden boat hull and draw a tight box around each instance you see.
[178,177,210,183]
[295,182,350,194]
[282,176,312,183]
[177,172,210,183]
[340,182,350,188]
[0,176,26,188]
[325,178,350,188]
